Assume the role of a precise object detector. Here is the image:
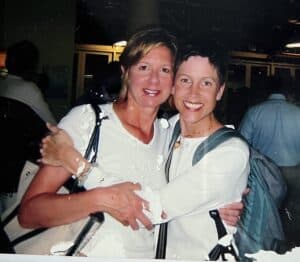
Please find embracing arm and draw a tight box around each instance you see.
[153,141,249,225]
[18,164,152,230]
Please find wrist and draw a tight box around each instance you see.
[75,161,93,186]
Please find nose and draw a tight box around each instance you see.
[190,82,200,96]
[149,70,159,85]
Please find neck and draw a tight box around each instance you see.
[181,116,222,138]
[113,100,158,143]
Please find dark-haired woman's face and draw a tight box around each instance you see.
[126,46,174,109]
[172,56,224,125]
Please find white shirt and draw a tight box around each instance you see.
[58,103,170,258]
[0,74,56,123]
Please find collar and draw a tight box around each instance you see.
[268,93,286,101]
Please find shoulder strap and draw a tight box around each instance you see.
[169,120,181,150]
[156,120,180,259]
[84,103,108,163]
[192,127,239,166]
[65,103,108,192]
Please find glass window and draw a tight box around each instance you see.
[227,64,246,89]
[250,65,268,105]
[274,67,291,84]
[84,54,110,92]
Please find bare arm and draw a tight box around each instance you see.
[18,164,152,230]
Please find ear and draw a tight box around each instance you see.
[216,84,225,101]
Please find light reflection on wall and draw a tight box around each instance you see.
[0,52,6,68]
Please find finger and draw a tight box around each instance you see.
[41,136,50,144]
[243,187,250,196]
[136,211,153,230]
[128,217,139,231]
[133,193,149,210]
[46,123,60,134]
[161,211,167,219]
[142,200,150,211]
[122,221,129,227]
[131,182,141,191]
[223,201,243,210]
[219,207,241,217]
[222,216,238,226]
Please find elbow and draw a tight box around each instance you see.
[17,206,31,229]
[18,202,39,229]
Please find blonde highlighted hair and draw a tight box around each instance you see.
[118,27,177,101]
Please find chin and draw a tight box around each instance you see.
[180,114,202,124]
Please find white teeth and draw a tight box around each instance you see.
[184,101,203,110]
[144,89,159,96]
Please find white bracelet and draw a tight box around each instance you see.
[76,163,96,186]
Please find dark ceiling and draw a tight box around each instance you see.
[76,0,300,55]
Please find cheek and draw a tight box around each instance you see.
[128,74,145,89]
[161,76,173,92]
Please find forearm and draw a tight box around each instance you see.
[19,188,103,228]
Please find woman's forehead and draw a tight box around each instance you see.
[177,56,218,76]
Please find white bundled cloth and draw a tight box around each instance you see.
[84,165,164,225]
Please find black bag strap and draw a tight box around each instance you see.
[209,210,227,239]
[208,210,239,261]
[66,103,107,256]
[155,122,181,259]
[67,103,108,192]
[2,103,107,255]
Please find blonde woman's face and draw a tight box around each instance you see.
[126,46,174,109]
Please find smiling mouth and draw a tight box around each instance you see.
[183,101,203,110]
[144,88,160,96]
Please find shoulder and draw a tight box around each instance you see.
[215,135,249,163]
[59,104,95,125]
[59,103,111,125]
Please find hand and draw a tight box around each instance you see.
[40,124,90,175]
[219,188,250,226]
[219,202,243,226]
[45,123,74,148]
[98,182,153,231]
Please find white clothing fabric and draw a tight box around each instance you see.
[0,74,56,123]
[58,103,170,258]
[147,115,250,260]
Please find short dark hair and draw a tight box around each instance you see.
[5,40,39,79]
[174,43,229,85]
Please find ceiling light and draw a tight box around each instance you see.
[288,19,300,25]
[285,31,300,48]
[285,42,300,48]
[113,41,127,47]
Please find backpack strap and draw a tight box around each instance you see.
[192,127,239,166]
[164,120,181,182]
